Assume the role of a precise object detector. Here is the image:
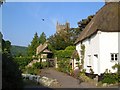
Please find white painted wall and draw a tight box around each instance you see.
[76,32,100,74]
[76,31,119,75]
[99,32,119,74]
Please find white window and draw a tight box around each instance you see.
[87,55,92,67]
[88,38,91,44]
[111,53,118,61]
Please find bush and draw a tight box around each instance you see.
[2,52,23,89]
[25,67,40,75]
[55,46,75,58]
[13,57,33,72]
[101,69,119,84]
[102,73,117,84]
[32,62,42,69]
[78,73,92,83]
[41,62,49,68]
[57,58,72,74]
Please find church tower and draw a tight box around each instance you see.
[56,21,70,33]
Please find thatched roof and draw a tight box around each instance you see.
[75,2,120,44]
[36,43,48,55]
[42,49,52,54]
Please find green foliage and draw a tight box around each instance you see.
[101,64,120,84]
[55,46,75,74]
[48,20,88,50]
[27,32,47,56]
[13,57,33,72]
[65,46,75,51]
[2,38,23,89]
[78,15,94,30]
[28,32,39,56]
[80,44,85,68]
[24,62,41,75]
[102,74,117,84]
[78,72,92,82]
[57,58,71,74]
[41,62,49,68]
[24,61,49,75]
[90,68,94,74]
[112,63,120,72]
[32,62,42,69]
[11,45,28,57]
[2,39,11,53]
[25,67,40,75]
[39,32,46,44]
[101,69,119,84]
[48,27,80,50]
[2,52,23,89]
[48,33,68,50]
[55,46,75,58]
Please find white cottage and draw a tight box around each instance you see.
[75,2,120,75]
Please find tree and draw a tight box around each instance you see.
[48,32,71,50]
[2,36,23,89]
[78,15,94,31]
[48,27,82,50]
[27,32,39,56]
[48,15,94,51]
[38,32,46,44]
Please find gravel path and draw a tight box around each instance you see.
[39,68,97,88]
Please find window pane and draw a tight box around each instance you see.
[115,58,117,60]
[115,54,117,58]
[111,58,114,60]
[111,54,114,57]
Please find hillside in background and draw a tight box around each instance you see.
[11,45,28,56]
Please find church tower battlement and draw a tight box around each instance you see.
[56,21,70,33]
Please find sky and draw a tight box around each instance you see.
[2,2,105,47]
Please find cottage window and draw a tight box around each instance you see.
[88,38,91,44]
[111,53,118,61]
[87,55,92,67]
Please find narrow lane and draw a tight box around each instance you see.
[40,68,82,88]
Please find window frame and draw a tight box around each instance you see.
[110,53,119,62]
[87,55,92,67]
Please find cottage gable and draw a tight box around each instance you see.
[75,2,120,44]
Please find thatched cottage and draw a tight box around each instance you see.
[75,2,120,75]
[36,42,53,62]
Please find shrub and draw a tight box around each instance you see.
[55,46,75,58]
[32,62,42,69]
[78,72,92,83]
[57,58,72,74]
[102,73,117,84]
[2,52,23,89]
[13,57,33,72]
[101,69,119,84]
[25,67,40,75]
[41,62,49,68]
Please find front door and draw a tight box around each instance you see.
[93,54,98,74]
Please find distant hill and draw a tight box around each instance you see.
[11,45,28,56]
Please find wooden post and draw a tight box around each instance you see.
[55,57,58,68]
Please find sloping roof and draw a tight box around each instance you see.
[75,2,120,44]
[36,43,48,55]
[42,49,52,53]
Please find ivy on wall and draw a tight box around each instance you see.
[80,44,85,68]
